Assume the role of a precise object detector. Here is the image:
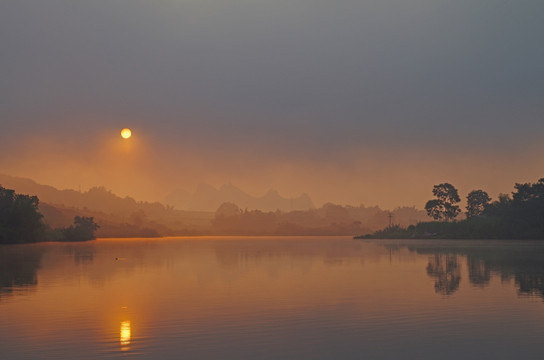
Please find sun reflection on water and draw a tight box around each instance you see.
[120,320,131,350]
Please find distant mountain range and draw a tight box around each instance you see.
[0,174,314,214]
[164,182,315,212]
[0,174,214,236]
[0,173,426,237]
[0,173,157,215]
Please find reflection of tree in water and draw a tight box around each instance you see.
[465,249,544,299]
[426,254,461,295]
[391,242,544,299]
[63,244,95,265]
[467,258,490,287]
[0,245,44,298]
[513,269,544,298]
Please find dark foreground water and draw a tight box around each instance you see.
[1,237,544,359]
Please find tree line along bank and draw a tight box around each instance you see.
[0,186,98,244]
[357,178,544,239]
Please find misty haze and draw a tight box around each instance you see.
[1,1,544,359]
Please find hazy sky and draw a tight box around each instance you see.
[1,0,543,209]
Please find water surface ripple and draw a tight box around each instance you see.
[1,237,544,359]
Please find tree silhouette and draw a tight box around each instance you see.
[0,186,44,244]
[424,183,461,221]
[512,178,544,202]
[466,190,491,218]
[215,202,241,218]
[62,216,99,242]
[424,199,445,221]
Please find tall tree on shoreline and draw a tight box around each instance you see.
[425,183,461,221]
[0,186,44,244]
[466,190,491,218]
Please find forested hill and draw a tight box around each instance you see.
[0,174,214,237]
[0,174,169,215]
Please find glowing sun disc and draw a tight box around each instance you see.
[121,128,132,139]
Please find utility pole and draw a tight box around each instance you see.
[388,212,393,228]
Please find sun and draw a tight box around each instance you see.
[120,128,132,139]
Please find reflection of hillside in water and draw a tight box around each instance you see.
[383,241,544,299]
[0,238,381,300]
[62,244,95,264]
[0,244,98,299]
[0,245,45,299]
[212,238,373,270]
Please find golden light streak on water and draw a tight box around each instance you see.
[120,320,131,350]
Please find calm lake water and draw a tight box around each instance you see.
[1,236,544,359]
